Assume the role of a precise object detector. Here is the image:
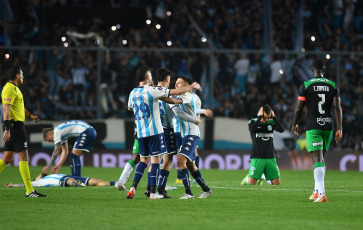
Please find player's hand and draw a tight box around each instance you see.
[3,130,10,142]
[257,107,263,117]
[195,118,201,125]
[335,129,342,143]
[42,166,50,174]
[204,109,213,117]
[30,114,40,123]
[51,165,60,174]
[292,125,299,136]
[192,82,202,91]
[271,110,275,117]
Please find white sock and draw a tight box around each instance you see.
[314,167,325,197]
[118,162,134,183]
[261,174,266,180]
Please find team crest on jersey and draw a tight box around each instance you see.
[24,142,27,147]
[268,125,272,131]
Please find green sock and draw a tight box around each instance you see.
[314,162,324,169]
[128,159,136,168]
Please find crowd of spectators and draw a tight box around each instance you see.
[0,0,363,150]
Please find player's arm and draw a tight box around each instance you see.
[170,82,202,95]
[332,96,343,143]
[159,97,182,104]
[2,103,11,142]
[197,109,213,117]
[52,143,69,174]
[249,117,262,132]
[292,99,305,136]
[42,143,62,174]
[24,109,39,122]
[170,105,200,125]
[271,110,285,133]
[5,183,25,187]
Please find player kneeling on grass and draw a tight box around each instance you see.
[241,105,284,186]
[6,173,116,188]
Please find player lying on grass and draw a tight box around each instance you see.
[5,173,116,187]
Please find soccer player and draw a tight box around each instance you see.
[0,67,47,197]
[292,58,343,202]
[5,173,115,187]
[42,120,97,176]
[156,68,200,198]
[115,120,140,191]
[126,67,201,199]
[170,75,212,199]
[243,105,284,186]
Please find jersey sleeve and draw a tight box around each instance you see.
[297,84,306,101]
[2,86,15,105]
[150,86,170,99]
[127,93,133,110]
[53,129,65,145]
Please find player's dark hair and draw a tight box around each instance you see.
[262,104,272,116]
[178,75,194,85]
[42,128,53,140]
[7,67,22,81]
[136,66,150,82]
[312,58,326,71]
[155,68,171,82]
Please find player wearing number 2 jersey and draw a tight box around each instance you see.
[292,59,343,203]
[126,67,202,199]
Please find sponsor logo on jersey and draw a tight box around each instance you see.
[312,141,323,147]
[317,117,332,126]
[256,133,273,141]
[4,98,11,102]
[310,78,329,82]
[314,86,329,91]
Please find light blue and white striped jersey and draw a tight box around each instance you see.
[172,115,181,133]
[128,86,170,138]
[31,174,66,187]
[159,100,174,129]
[169,92,199,137]
[193,93,201,137]
[54,120,92,145]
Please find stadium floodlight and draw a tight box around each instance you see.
[166,11,171,16]
[146,20,151,25]
[61,37,66,42]
[201,37,207,42]
[122,40,127,45]
[111,26,116,31]
[311,36,315,41]
[279,69,284,74]
[167,41,172,46]
[5,54,10,59]
[64,42,69,47]
[156,24,161,29]
[326,54,331,59]
[116,24,121,29]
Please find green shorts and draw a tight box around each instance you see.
[306,130,333,152]
[132,139,139,154]
[248,158,280,181]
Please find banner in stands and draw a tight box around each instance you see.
[1,150,361,172]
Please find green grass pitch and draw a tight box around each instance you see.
[0,167,362,230]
